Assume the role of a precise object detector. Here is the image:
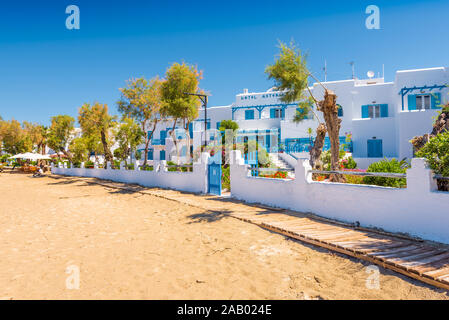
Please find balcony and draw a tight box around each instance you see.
[151,139,165,146]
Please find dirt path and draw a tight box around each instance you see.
[0,173,447,299]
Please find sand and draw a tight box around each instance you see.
[0,173,448,300]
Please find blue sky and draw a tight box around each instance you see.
[0,0,448,125]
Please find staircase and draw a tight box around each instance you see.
[269,153,295,177]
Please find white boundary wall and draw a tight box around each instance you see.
[230,150,449,244]
[51,153,210,194]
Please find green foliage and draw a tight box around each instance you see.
[341,157,357,169]
[78,102,116,163]
[416,131,449,177]
[161,62,202,123]
[113,117,144,163]
[320,149,347,171]
[265,41,309,104]
[222,165,230,191]
[363,158,409,188]
[47,115,75,157]
[69,137,89,165]
[219,120,239,131]
[0,120,33,154]
[117,77,164,164]
[219,120,239,145]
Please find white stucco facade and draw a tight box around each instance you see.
[140,66,447,168]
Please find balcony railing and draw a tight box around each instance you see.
[151,139,165,145]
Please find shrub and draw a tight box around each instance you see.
[362,158,408,188]
[341,156,357,169]
[222,165,230,191]
[416,131,449,191]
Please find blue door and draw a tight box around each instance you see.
[160,150,165,160]
[367,139,383,158]
[208,152,222,195]
[147,149,154,160]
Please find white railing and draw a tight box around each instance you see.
[51,153,210,194]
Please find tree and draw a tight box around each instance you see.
[48,115,75,161]
[265,41,344,181]
[118,77,165,166]
[69,137,89,165]
[113,117,144,164]
[78,102,116,166]
[23,122,48,154]
[0,120,33,155]
[161,62,202,164]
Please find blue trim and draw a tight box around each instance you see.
[399,84,446,111]
[231,103,298,120]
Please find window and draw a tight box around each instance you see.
[368,105,380,118]
[245,110,254,120]
[361,104,388,118]
[408,93,441,111]
[270,108,284,119]
[416,95,431,110]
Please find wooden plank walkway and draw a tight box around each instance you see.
[50,175,449,291]
[229,212,449,291]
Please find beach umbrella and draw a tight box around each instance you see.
[9,152,51,160]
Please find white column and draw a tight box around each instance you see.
[407,158,438,194]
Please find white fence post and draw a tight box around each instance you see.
[134,160,140,171]
[80,162,85,168]
[120,161,125,170]
[407,158,438,194]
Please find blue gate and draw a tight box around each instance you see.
[208,152,222,195]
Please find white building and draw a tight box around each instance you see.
[140,67,448,168]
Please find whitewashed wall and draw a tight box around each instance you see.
[51,153,210,194]
[230,150,449,244]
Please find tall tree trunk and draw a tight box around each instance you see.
[319,89,345,182]
[309,123,326,168]
[100,130,113,167]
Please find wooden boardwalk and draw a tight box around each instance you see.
[230,211,449,291]
[52,175,449,291]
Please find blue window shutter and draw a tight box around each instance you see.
[159,150,165,160]
[361,105,369,118]
[245,110,254,120]
[408,95,416,110]
[337,105,343,117]
[148,149,153,160]
[188,123,193,138]
[161,130,166,145]
[380,104,388,117]
[281,108,285,118]
[216,122,221,130]
[206,121,211,129]
[147,131,152,140]
[431,93,442,109]
[270,109,275,119]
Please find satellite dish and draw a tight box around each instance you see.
[367,70,375,79]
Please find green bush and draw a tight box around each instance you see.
[416,131,449,177]
[341,156,357,169]
[416,131,449,191]
[222,165,230,191]
[362,158,408,188]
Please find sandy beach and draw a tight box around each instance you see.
[0,172,447,300]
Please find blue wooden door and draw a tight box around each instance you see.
[367,139,383,158]
[208,152,222,195]
[159,150,165,160]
